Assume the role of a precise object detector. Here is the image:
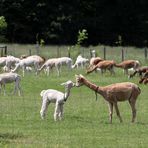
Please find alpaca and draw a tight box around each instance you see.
[0,72,21,96]
[86,60,116,75]
[55,57,73,76]
[115,60,140,75]
[40,80,75,121]
[139,70,148,84]
[88,57,103,69]
[5,55,20,71]
[11,55,45,76]
[75,74,141,123]
[128,66,148,78]
[38,58,58,76]
[72,55,89,69]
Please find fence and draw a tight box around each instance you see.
[1,44,148,63]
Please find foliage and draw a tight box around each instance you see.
[0,16,7,42]
[76,29,88,46]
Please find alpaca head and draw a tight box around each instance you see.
[75,74,84,87]
[61,80,75,89]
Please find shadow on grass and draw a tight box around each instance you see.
[0,132,24,145]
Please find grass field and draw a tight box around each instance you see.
[0,44,148,147]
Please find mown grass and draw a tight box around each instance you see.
[0,44,148,147]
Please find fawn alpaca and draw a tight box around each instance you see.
[75,74,141,123]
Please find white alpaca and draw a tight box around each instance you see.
[0,56,20,72]
[6,55,20,71]
[55,57,73,76]
[0,72,21,96]
[72,55,89,69]
[11,55,45,76]
[40,80,75,121]
[38,57,72,76]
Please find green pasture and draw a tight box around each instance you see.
[0,44,148,147]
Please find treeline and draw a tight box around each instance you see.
[1,0,148,46]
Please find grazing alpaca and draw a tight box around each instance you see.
[88,57,103,69]
[72,55,89,69]
[38,58,58,76]
[129,66,148,78]
[139,70,148,84]
[86,60,116,75]
[0,72,21,96]
[38,57,72,76]
[115,60,140,75]
[11,55,45,76]
[75,74,141,123]
[40,80,75,121]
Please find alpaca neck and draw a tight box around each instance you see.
[81,77,104,96]
[64,87,71,101]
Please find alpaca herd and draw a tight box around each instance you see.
[0,53,146,123]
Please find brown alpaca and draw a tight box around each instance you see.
[115,60,140,75]
[129,66,148,78]
[86,60,116,75]
[89,57,103,66]
[139,70,148,84]
[75,74,141,123]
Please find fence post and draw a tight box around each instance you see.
[68,47,71,58]
[29,49,32,56]
[103,47,106,60]
[144,48,147,60]
[121,49,124,61]
[4,46,7,56]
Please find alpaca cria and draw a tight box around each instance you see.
[75,74,141,123]
[87,60,116,75]
[40,80,75,121]
[0,72,21,96]
[115,60,140,75]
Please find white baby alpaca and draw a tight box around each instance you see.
[40,80,75,121]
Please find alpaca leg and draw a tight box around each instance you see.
[22,66,25,77]
[3,84,6,96]
[15,79,21,96]
[40,99,49,119]
[54,103,60,121]
[58,104,64,120]
[129,99,136,123]
[114,102,123,123]
[108,102,113,124]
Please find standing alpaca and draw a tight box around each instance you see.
[55,57,73,76]
[86,60,116,75]
[72,55,89,69]
[0,72,21,96]
[11,55,45,76]
[115,60,140,75]
[75,74,141,123]
[40,80,75,121]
